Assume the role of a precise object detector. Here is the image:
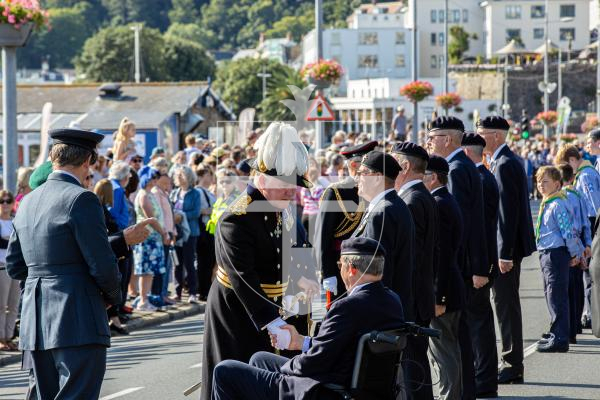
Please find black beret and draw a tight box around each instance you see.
[461,132,487,147]
[426,155,449,175]
[361,150,401,181]
[477,116,510,131]
[392,142,429,162]
[236,159,252,174]
[340,140,378,159]
[50,128,104,152]
[429,116,464,133]
[340,237,386,258]
[588,128,600,141]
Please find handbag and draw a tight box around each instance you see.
[169,246,179,267]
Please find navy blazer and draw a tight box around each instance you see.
[447,150,488,278]
[432,187,466,312]
[399,182,438,322]
[7,172,121,351]
[353,190,416,321]
[279,281,405,399]
[491,145,536,261]
[478,164,500,278]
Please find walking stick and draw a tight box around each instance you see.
[183,381,202,396]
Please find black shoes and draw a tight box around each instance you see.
[476,390,498,398]
[536,341,569,353]
[498,365,524,384]
[581,316,592,330]
[110,323,129,336]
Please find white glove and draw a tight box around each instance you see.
[322,276,338,296]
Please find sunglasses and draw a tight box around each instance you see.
[132,158,143,163]
[85,175,93,180]
[0,199,13,204]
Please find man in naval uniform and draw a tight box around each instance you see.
[200,122,320,400]
[314,141,377,300]
[7,129,122,400]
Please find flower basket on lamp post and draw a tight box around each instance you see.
[301,59,344,89]
[400,81,433,141]
[0,22,32,46]
[536,111,558,136]
[435,92,462,115]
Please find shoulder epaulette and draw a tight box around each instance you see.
[229,194,253,215]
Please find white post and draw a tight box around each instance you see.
[2,47,18,192]
[132,24,142,83]
[444,0,449,95]
[543,0,549,138]
[411,0,419,143]
[558,47,562,105]
[315,0,324,150]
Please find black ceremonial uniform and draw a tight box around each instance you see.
[200,185,314,400]
[314,176,365,298]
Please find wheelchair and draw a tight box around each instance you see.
[319,322,441,400]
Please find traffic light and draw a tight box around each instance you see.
[521,115,530,139]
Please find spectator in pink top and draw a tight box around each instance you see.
[301,167,325,242]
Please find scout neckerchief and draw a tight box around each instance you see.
[574,160,595,184]
[535,191,567,241]
[563,185,580,198]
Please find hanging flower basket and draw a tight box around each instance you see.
[400,81,433,103]
[435,92,462,110]
[536,111,558,126]
[301,59,344,88]
[0,0,48,47]
[581,115,599,133]
[560,133,578,143]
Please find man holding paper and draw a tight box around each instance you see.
[200,122,320,400]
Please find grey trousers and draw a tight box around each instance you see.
[31,344,106,400]
[428,310,462,400]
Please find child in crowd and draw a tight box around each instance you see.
[557,163,591,344]
[535,166,584,353]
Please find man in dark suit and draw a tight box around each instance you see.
[423,155,466,400]
[351,150,415,321]
[314,141,376,300]
[7,129,122,400]
[211,237,405,400]
[477,116,536,384]
[392,142,438,400]
[426,116,488,400]
[462,132,500,397]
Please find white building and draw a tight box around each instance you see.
[302,2,411,95]
[481,0,590,58]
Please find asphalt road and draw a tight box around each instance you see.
[1,253,599,399]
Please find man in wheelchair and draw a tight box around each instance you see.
[211,237,406,400]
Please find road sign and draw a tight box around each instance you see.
[306,94,335,121]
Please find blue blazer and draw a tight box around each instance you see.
[279,281,405,399]
[492,145,536,261]
[170,187,201,237]
[7,172,121,351]
[447,150,489,279]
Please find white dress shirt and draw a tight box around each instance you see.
[398,179,422,196]
[445,148,464,162]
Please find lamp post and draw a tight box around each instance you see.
[411,0,418,143]
[315,0,324,150]
[543,0,549,138]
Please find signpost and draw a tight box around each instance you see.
[306,95,335,121]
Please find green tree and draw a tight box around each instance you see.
[448,25,477,64]
[264,13,313,42]
[323,0,365,27]
[169,0,207,24]
[214,58,302,115]
[163,36,216,81]
[257,65,305,122]
[165,23,217,49]
[44,0,107,28]
[75,25,166,82]
[18,3,95,68]
[200,0,252,50]
[101,0,171,31]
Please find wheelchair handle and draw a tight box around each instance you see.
[414,326,441,339]
[370,331,399,345]
[396,322,442,338]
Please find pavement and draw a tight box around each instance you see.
[0,300,205,369]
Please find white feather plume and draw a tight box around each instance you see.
[254,122,309,176]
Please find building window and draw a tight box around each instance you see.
[463,9,469,22]
[531,5,545,19]
[359,32,378,45]
[560,4,575,18]
[431,33,437,45]
[358,55,378,68]
[439,55,445,68]
[438,9,444,23]
[453,10,460,23]
[396,32,406,44]
[431,9,437,23]
[431,55,437,68]
[396,55,406,67]
[533,28,544,40]
[505,5,521,19]
[560,28,575,41]
[330,32,341,46]
[506,29,521,42]
[439,32,445,46]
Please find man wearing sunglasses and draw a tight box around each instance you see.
[6,129,122,400]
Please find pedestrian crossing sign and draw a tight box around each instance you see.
[306,94,335,121]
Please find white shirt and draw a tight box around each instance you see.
[367,188,396,214]
[0,219,13,264]
[445,148,464,162]
[349,282,374,297]
[476,162,483,168]
[491,143,507,162]
[54,170,81,185]
[398,179,422,196]
[431,186,445,196]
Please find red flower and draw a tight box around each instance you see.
[400,81,433,103]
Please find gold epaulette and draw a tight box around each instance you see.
[216,266,288,300]
[228,194,252,215]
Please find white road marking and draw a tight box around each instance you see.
[189,363,202,369]
[100,387,144,400]
[523,342,538,358]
